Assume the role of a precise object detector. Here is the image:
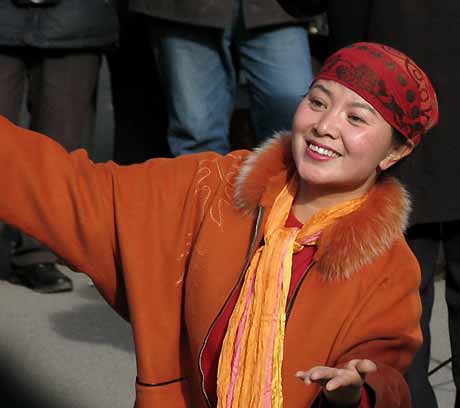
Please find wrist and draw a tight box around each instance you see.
[323,386,362,407]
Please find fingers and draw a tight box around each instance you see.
[296,367,360,391]
[356,359,377,374]
[322,368,362,391]
[344,359,377,376]
[296,367,339,386]
[295,359,377,391]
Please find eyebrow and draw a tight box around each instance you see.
[350,102,378,116]
[310,83,378,116]
[310,83,332,97]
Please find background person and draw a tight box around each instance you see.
[107,1,170,165]
[0,0,118,293]
[130,0,317,156]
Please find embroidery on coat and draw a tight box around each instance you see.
[195,156,242,230]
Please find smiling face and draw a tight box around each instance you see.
[291,79,411,201]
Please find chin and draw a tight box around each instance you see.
[296,161,333,183]
[297,169,334,188]
[296,166,371,195]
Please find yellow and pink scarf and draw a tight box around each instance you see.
[217,176,366,407]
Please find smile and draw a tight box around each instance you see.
[307,142,341,158]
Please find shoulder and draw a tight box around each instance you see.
[315,177,414,281]
[379,235,421,286]
[109,149,250,179]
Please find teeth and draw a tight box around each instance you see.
[308,143,340,158]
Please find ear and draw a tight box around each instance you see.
[378,140,415,171]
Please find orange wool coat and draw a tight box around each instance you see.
[0,117,421,407]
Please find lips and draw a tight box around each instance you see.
[305,140,342,158]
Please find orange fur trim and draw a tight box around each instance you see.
[233,132,292,210]
[233,133,411,280]
[315,177,411,280]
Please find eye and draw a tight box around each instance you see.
[308,97,326,110]
[348,114,367,125]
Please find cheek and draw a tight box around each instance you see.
[345,132,391,167]
[347,137,371,156]
[292,103,313,130]
[291,134,304,162]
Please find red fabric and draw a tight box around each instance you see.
[316,385,373,408]
[314,42,439,144]
[201,210,316,406]
[360,386,372,407]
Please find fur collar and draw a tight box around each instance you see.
[233,132,411,280]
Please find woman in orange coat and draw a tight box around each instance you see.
[0,42,438,407]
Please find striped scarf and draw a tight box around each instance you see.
[217,176,366,407]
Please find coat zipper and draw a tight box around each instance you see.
[286,261,316,323]
[198,207,265,407]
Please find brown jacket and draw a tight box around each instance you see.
[130,0,306,29]
[0,117,421,407]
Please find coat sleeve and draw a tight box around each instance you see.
[313,386,372,408]
[0,116,242,321]
[330,239,422,408]
[0,117,129,312]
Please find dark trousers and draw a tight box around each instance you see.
[106,9,169,165]
[0,48,101,267]
[405,221,460,408]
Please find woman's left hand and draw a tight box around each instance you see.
[295,359,377,406]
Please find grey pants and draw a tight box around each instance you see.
[0,48,101,267]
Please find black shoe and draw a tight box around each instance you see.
[9,263,73,293]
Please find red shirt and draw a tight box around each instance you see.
[200,211,373,407]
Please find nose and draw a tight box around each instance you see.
[314,110,340,139]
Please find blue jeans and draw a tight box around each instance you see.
[152,5,313,155]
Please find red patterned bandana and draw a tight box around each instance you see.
[314,42,439,144]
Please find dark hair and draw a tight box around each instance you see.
[391,129,407,148]
[383,129,412,174]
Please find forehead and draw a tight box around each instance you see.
[310,79,388,121]
[311,79,370,104]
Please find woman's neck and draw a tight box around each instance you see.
[292,179,373,224]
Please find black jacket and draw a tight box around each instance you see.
[130,0,308,29]
[280,0,460,224]
[327,0,460,225]
[0,0,118,49]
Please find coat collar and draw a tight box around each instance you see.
[233,132,411,280]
